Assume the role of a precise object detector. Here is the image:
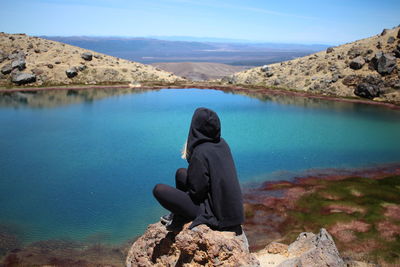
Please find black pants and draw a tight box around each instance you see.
[153,168,200,220]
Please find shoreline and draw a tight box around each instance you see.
[1,82,400,110]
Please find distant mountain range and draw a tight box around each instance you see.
[41,36,331,66]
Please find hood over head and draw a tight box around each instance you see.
[186,107,221,161]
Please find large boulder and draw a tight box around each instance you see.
[81,52,93,61]
[371,52,397,75]
[326,47,335,53]
[354,83,380,99]
[1,63,13,74]
[278,228,345,267]
[126,222,260,267]
[65,67,78,78]
[260,65,270,72]
[11,58,26,71]
[11,73,36,85]
[349,56,365,70]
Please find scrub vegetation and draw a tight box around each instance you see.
[243,173,400,266]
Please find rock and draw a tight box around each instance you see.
[349,56,365,70]
[126,222,260,267]
[371,52,397,75]
[77,64,87,71]
[221,75,237,84]
[381,29,388,36]
[1,63,13,74]
[354,83,380,99]
[260,65,270,72]
[55,60,61,64]
[347,47,362,59]
[34,49,40,53]
[11,58,26,71]
[278,228,345,267]
[11,73,36,85]
[93,54,101,59]
[326,47,335,53]
[393,44,400,58]
[376,41,382,49]
[342,75,362,86]
[47,64,53,69]
[81,52,93,61]
[265,71,274,77]
[387,36,395,44]
[0,50,6,63]
[398,29,400,39]
[265,242,288,255]
[274,79,281,86]
[65,67,78,78]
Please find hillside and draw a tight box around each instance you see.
[151,62,249,81]
[0,33,184,87]
[224,27,400,104]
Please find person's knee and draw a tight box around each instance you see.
[153,183,165,199]
[175,168,187,179]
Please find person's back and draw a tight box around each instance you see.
[153,107,244,233]
[189,138,244,230]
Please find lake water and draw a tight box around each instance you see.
[1,88,400,248]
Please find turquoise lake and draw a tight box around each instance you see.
[1,88,400,247]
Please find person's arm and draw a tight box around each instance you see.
[187,155,209,203]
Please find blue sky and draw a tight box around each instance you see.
[0,0,399,44]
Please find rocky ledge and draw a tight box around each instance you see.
[126,222,345,267]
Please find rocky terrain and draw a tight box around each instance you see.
[0,33,184,87]
[223,26,400,104]
[126,222,347,267]
[151,62,249,81]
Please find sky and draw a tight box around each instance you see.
[0,0,399,45]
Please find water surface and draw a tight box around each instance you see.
[1,88,400,247]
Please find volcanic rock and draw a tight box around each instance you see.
[11,73,36,85]
[387,36,395,44]
[260,65,270,72]
[393,44,400,58]
[11,58,26,71]
[371,52,397,75]
[1,63,12,74]
[126,222,260,267]
[65,67,78,78]
[354,83,380,99]
[326,47,335,53]
[349,56,365,70]
[81,52,92,61]
[278,228,345,267]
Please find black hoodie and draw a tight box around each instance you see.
[186,107,244,229]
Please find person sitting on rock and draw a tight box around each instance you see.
[153,107,244,234]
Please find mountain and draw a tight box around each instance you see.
[225,26,400,104]
[0,33,183,87]
[41,36,328,66]
[151,62,249,81]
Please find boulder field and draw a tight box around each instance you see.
[0,33,184,87]
[223,26,400,104]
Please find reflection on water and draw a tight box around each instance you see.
[0,88,157,108]
[1,88,398,120]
